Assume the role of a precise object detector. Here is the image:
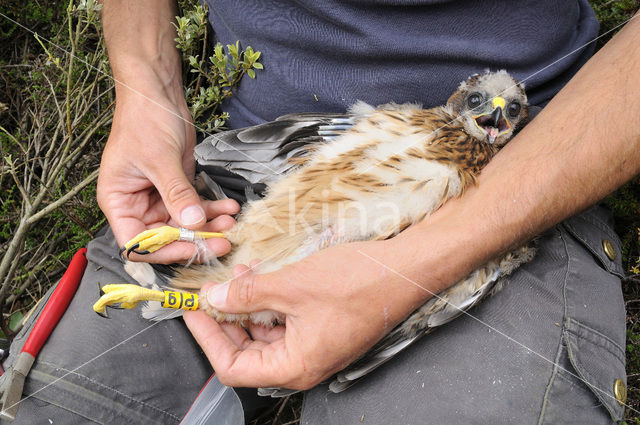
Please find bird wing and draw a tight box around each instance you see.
[194,114,355,203]
[327,267,501,393]
[256,268,503,398]
[325,243,537,393]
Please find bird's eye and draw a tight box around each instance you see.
[466,93,484,109]
[507,101,521,117]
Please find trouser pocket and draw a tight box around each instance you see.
[552,205,627,423]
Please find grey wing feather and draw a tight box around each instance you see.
[256,270,501,396]
[255,268,503,397]
[194,114,356,191]
[195,172,228,200]
[256,387,301,398]
[328,268,502,393]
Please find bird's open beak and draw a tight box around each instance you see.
[473,97,511,144]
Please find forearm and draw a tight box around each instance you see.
[102,0,183,104]
[98,0,214,255]
[388,14,640,297]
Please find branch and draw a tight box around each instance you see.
[0,217,32,301]
[4,154,31,210]
[26,168,99,225]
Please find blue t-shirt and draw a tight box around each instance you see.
[205,0,599,129]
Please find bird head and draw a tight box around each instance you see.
[446,71,528,146]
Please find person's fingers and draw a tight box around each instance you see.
[218,322,254,348]
[232,264,250,276]
[204,214,236,232]
[248,323,286,343]
[205,267,288,314]
[96,171,155,247]
[121,210,235,264]
[148,155,206,229]
[122,235,231,264]
[197,280,287,343]
[183,310,295,388]
[107,216,150,250]
[202,199,241,218]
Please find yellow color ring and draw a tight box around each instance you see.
[163,291,199,311]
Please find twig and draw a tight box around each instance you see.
[65,3,78,141]
[39,80,64,179]
[271,396,291,425]
[4,155,31,209]
[65,107,113,166]
[0,124,29,158]
[0,64,32,69]
[194,14,207,94]
[26,169,99,225]
[5,236,61,306]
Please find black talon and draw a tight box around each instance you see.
[126,244,139,258]
[96,283,110,318]
[95,310,109,319]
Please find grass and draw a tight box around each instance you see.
[0,1,639,423]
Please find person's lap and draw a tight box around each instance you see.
[1,206,626,424]
[303,205,626,424]
[1,227,212,424]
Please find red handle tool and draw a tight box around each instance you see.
[21,248,87,357]
[0,247,87,420]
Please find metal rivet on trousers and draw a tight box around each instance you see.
[614,378,627,405]
[602,239,616,261]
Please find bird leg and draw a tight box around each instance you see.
[92,283,199,317]
[119,225,225,257]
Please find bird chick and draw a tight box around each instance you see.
[170,70,532,326]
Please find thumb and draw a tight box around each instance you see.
[205,265,285,314]
[148,156,205,228]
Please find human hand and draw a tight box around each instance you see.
[183,239,433,390]
[97,78,239,264]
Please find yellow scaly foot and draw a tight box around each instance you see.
[93,283,199,317]
[120,226,225,257]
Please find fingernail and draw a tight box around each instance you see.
[207,282,229,307]
[181,205,205,226]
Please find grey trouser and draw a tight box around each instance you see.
[2,205,626,424]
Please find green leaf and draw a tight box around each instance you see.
[9,311,24,332]
[214,43,224,60]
